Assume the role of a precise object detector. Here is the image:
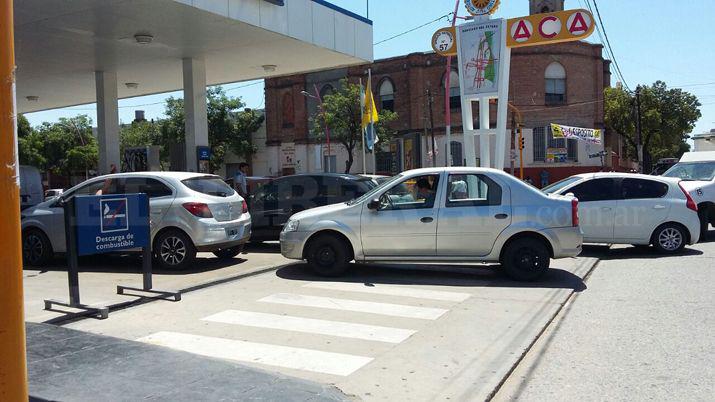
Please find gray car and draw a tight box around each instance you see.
[280,167,583,281]
[21,172,251,270]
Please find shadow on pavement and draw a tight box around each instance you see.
[276,262,587,292]
[243,241,282,254]
[24,254,248,275]
[580,244,704,260]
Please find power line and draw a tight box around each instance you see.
[589,0,630,92]
[373,13,452,46]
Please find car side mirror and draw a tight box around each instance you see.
[367,198,380,210]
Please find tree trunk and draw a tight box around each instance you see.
[345,150,353,173]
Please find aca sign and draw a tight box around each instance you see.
[506,9,594,48]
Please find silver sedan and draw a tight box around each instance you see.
[21,172,251,270]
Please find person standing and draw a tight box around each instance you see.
[234,162,249,197]
[540,169,550,189]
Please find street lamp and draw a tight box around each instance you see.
[301,85,331,171]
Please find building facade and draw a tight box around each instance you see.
[257,1,628,186]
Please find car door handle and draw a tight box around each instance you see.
[653,205,666,210]
[494,213,508,219]
[420,217,434,223]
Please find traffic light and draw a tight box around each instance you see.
[518,137,525,150]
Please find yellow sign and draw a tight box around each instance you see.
[432,27,457,56]
[464,0,500,16]
[506,9,595,48]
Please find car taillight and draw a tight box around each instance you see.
[571,198,579,227]
[242,200,248,214]
[678,182,698,212]
[183,202,213,218]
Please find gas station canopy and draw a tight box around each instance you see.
[15,0,373,113]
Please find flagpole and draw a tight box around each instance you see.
[369,69,376,174]
[360,78,366,175]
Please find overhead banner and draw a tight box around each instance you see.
[551,123,602,144]
[507,9,595,48]
[457,19,503,95]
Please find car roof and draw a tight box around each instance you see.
[574,172,681,184]
[90,171,215,181]
[272,173,371,181]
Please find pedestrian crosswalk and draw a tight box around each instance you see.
[137,281,472,377]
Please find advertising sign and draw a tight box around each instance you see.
[551,123,602,144]
[281,142,296,168]
[546,147,568,163]
[75,193,150,256]
[457,19,503,95]
[507,9,594,48]
[432,27,457,56]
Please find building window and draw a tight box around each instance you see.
[378,78,395,112]
[545,62,566,105]
[319,84,334,99]
[442,70,461,109]
[449,141,463,166]
[533,126,578,162]
[281,92,294,128]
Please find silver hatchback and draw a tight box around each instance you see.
[21,172,251,270]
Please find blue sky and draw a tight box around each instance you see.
[24,0,715,137]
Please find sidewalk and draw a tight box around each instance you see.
[27,322,347,401]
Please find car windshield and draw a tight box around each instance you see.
[662,162,715,181]
[347,174,404,205]
[541,176,583,194]
[182,176,236,197]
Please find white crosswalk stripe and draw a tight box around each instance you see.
[138,331,373,376]
[202,310,416,343]
[259,293,448,320]
[304,282,471,302]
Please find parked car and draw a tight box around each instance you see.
[21,172,251,269]
[20,165,44,210]
[280,167,582,281]
[250,173,376,241]
[224,175,272,196]
[662,151,715,238]
[650,158,679,175]
[358,174,392,186]
[44,188,64,201]
[542,172,700,252]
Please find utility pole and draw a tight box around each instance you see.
[0,0,29,400]
[510,111,516,175]
[427,88,436,167]
[635,85,643,173]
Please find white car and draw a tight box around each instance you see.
[662,151,715,238]
[280,167,582,281]
[21,172,251,270]
[543,172,700,252]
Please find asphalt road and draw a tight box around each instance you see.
[63,254,596,401]
[494,231,715,401]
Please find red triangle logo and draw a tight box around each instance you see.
[514,20,531,40]
[569,12,589,35]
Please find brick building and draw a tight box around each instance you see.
[257,0,630,185]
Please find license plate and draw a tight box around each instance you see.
[226,227,240,237]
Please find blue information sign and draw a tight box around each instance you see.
[74,193,150,256]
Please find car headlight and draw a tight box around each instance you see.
[283,219,300,232]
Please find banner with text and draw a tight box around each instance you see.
[551,123,602,144]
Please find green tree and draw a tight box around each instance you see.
[17,114,33,138]
[310,79,398,173]
[161,87,264,172]
[120,119,168,169]
[605,81,701,172]
[18,115,98,179]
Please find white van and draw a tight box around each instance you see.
[663,151,715,238]
[20,165,44,210]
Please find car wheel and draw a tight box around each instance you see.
[652,223,686,253]
[698,208,710,240]
[22,229,53,267]
[306,234,350,277]
[213,245,243,259]
[154,230,196,270]
[501,237,550,281]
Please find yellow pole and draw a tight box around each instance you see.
[0,0,28,400]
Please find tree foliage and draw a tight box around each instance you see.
[604,81,701,171]
[162,87,264,172]
[310,79,398,173]
[19,115,98,176]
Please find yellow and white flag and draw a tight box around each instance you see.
[362,74,379,151]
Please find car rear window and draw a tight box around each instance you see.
[182,177,235,197]
[621,178,669,199]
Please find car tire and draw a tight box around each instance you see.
[154,229,196,270]
[213,245,243,259]
[651,223,687,254]
[698,208,710,240]
[306,234,350,277]
[501,237,550,281]
[22,229,53,267]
